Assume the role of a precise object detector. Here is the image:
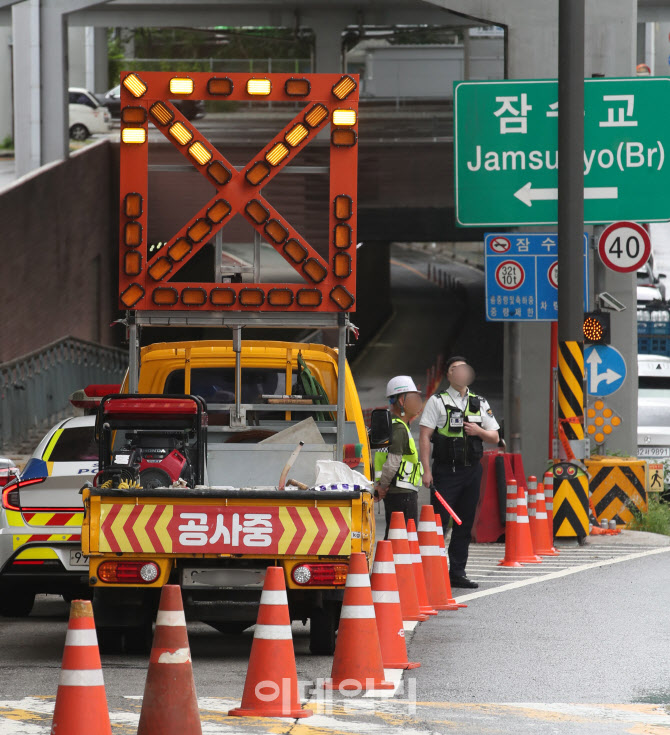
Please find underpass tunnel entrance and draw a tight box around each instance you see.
[350,240,504,440]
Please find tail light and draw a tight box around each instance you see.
[1,477,46,510]
[97,561,160,584]
[0,468,18,487]
[291,563,348,586]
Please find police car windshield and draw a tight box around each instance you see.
[48,427,98,462]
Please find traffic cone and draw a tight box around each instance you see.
[50,599,112,735]
[543,470,554,538]
[388,512,428,622]
[418,505,456,610]
[527,475,541,555]
[531,481,560,556]
[324,552,394,690]
[406,519,437,616]
[515,480,542,563]
[230,567,312,717]
[498,478,523,567]
[138,585,201,735]
[435,516,467,608]
[370,541,420,670]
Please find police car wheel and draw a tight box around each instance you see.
[0,589,35,617]
[309,604,338,655]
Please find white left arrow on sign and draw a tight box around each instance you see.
[514,182,619,207]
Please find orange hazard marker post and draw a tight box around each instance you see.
[50,599,112,735]
[387,512,428,622]
[418,505,457,611]
[435,516,467,609]
[498,478,523,567]
[515,480,543,563]
[138,585,202,735]
[406,519,437,617]
[529,478,560,556]
[324,552,395,691]
[543,470,554,537]
[230,567,312,718]
[370,541,420,670]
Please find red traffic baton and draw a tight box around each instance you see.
[430,485,462,525]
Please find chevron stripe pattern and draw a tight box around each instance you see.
[100,503,174,553]
[558,341,585,441]
[99,503,352,556]
[587,460,647,527]
[552,462,589,538]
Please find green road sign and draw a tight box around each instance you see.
[454,78,670,227]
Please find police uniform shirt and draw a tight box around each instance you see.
[419,385,500,433]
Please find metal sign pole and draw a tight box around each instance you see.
[557,0,586,464]
[336,313,347,460]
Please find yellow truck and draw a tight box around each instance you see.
[82,325,385,655]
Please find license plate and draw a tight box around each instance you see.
[69,550,89,567]
[637,447,670,458]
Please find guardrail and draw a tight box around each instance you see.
[0,337,127,453]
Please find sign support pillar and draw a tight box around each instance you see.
[557,0,586,464]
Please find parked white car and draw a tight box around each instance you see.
[637,354,670,490]
[68,87,112,141]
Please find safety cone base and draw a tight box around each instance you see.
[385,661,421,670]
[498,559,523,567]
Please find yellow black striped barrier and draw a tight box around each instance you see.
[558,340,585,443]
[586,457,647,527]
[553,462,589,539]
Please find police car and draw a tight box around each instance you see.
[637,354,670,492]
[0,387,111,616]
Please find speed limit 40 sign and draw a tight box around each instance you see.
[598,221,651,273]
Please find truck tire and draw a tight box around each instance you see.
[205,621,251,635]
[0,589,35,617]
[123,623,153,654]
[309,603,339,655]
[97,626,124,655]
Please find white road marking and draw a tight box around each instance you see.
[455,546,670,603]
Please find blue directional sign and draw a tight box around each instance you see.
[484,233,589,321]
[585,344,626,397]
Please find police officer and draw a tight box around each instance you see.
[374,376,424,539]
[419,356,499,588]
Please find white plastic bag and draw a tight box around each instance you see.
[313,460,373,491]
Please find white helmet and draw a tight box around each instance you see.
[385,375,420,398]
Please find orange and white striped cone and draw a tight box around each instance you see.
[527,476,542,556]
[533,482,560,556]
[435,516,467,608]
[543,470,554,538]
[388,512,428,622]
[498,478,523,567]
[138,585,201,735]
[50,599,111,735]
[418,505,455,611]
[324,552,394,691]
[515,481,542,563]
[230,567,312,717]
[406,519,437,617]
[371,541,420,670]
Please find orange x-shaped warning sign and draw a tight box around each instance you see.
[118,71,358,313]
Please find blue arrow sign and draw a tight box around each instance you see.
[585,345,626,397]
